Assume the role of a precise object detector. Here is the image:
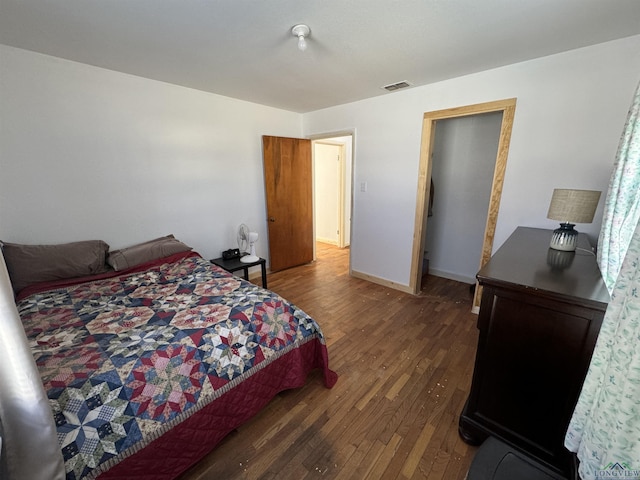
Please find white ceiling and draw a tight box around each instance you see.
[2,0,640,113]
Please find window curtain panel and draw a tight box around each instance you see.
[565,218,640,478]
[597,80,640,294]
[565,80,640,479]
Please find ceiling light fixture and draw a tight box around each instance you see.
[291,24,310,51]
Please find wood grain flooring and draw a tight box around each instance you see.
[180,243,479,479]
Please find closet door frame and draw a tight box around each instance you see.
[409,98,517,311]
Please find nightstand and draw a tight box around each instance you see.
[210,255,267,288]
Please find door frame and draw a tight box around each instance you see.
[409,99,517,311]
[308,130,355,264]
[313,140,347,247]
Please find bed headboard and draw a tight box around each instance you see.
[0,251,65,479]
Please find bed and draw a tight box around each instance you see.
[0,236,337,480]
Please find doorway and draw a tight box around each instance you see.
[425,112,503,284]
[410,99,517,311]
[311,133,353,263]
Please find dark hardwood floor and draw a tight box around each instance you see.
[180,243,479,479]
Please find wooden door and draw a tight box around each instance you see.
[262,135,313,272]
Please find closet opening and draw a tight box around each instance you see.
[409,99,517,312]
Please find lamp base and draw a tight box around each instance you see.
[550,223,578,251]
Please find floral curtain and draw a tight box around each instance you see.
[597,80,640,294]
[564,217,640,478]
[565,81,640,479]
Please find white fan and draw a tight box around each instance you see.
[237,224,260,263]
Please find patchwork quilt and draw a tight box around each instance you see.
[17,252,336,480]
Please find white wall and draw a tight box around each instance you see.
[0,45,303,261]
[3,36,640,290]
[303,35,640,288]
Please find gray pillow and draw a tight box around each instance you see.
[1,240,111,294]
[106,235,192,271]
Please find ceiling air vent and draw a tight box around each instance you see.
[381,80,413,92]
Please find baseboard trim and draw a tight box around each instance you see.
[351,270,414,294]
[316,237,339,246]
[428,268,476,285]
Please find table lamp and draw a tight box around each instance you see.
[547,189,601,251]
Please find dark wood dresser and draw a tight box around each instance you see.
[459,227,609,477]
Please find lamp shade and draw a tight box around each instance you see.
[547,189,601,224]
